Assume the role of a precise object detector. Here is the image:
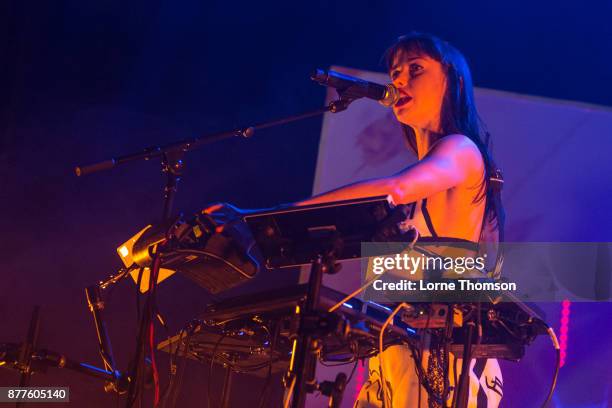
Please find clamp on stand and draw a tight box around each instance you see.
[318,372,348,408]
[161,149,184,222]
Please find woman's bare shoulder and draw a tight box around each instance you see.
[427,134,484,183]
[430,134,480,154]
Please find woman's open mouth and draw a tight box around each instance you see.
[395,96,412,107]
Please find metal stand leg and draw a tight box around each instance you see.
[287,256,324,408]
[454,322,475,408]
[16,306,40,408]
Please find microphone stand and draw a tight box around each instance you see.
[75,96,358,407]
[74,99,354,178]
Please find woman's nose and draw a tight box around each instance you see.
[393,72,408,89]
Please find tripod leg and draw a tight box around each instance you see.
[16,306,41,408]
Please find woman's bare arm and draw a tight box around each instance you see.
[299,134,484,205]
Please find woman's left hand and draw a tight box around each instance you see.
[201,202,247,230]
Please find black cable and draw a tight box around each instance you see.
[208,335,226,408]
[410,312,449,407]
[162,334,184,408]
[416,309,431,407]
[126,253,162,408]
[257,324,277,408]
[452,355,458,402]
[319,358,357,367]
[132,217,182,408]
[441,304,455,405]
[127,313,146,407]
[127,266,145,408]
[476,303,482,345]
[135,267,144,335]
[148,256,162,407]
[156,313,177,408]
[201,355,280,373]
[256,360,273,408]
[168,325,195,408]
[346,358,359,385]
[172,249,249,277]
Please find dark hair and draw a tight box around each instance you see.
[384,32,505,241]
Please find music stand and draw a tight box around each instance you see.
[243,196,405,408]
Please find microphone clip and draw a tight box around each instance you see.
[328,98,354,113]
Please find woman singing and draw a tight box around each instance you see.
[207,32,505,407]
[300,32,506,407]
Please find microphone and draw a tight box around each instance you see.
[311,68,399,107]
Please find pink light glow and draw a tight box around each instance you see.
[559,299,571,367]
[354,363,366,402]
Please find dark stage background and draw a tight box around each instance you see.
[1,1,611,407]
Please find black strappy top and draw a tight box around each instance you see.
[407,198,481,251]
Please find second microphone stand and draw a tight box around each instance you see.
[76,95,358,407]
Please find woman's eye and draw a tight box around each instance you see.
[390,70,400,80]
[409,64,423,76]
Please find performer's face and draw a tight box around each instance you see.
[389,51,447,132]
